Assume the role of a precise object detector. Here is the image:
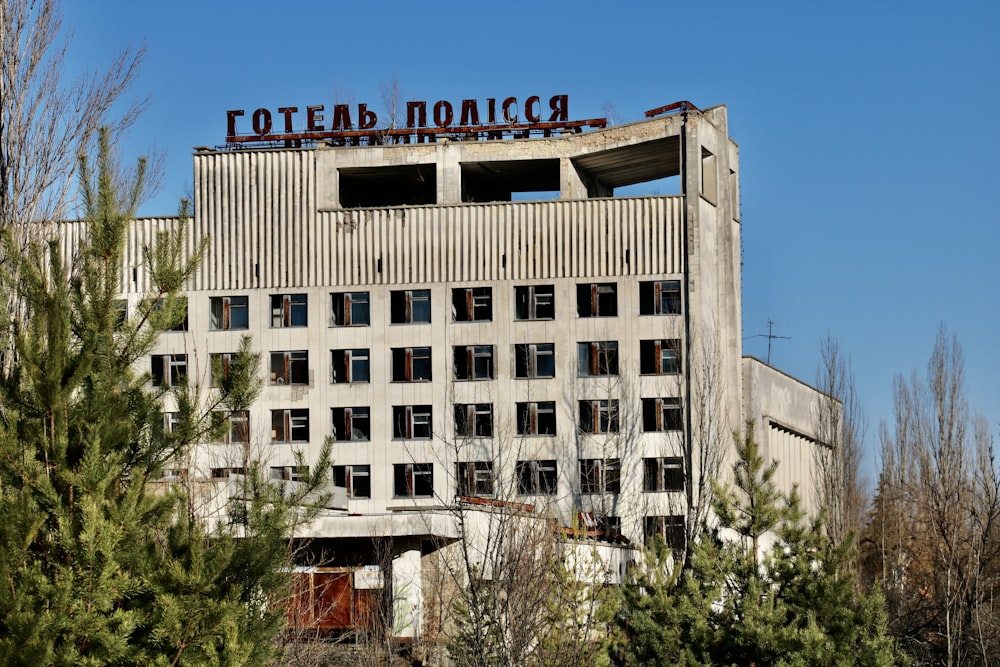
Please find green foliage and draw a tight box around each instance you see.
[616,422,902,667]
[0,129,327,665]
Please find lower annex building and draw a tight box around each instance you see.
[76,97,831,640]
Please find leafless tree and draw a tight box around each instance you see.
[813,334,868,552]
[865,325,1000,665]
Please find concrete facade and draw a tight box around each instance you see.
[88,102,828,640]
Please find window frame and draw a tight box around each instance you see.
[577,341,619,377]
[331,348,371,384]
[576,282,618,318]
[642,397,683,432]
[331,406,372,442]
[209,295,249,331]
[330,291,371,327]
[456,461,495,497]
[644,515,686,550]
[640,339,682,375]
[270,293,308,328]
[514,284,555,321]
[516,460,558,495]
[270,350,309,386]
[643,457,686,492]
[579,458,621,494]
[514,342,555,379]
[333,464,372,498]
[393,462,434,498]
[639,280,682,316]
[390,289,432,324]
[579,399,620,434]
[516,401,557,436]
[392,405,433,440]
[452,287,493,322]
[454,403,494,438]
[453,344,495,381]
[391,346,433,382]
[271,408,310,443]
[151,353,187,387]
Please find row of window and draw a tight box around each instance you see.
[151,339,681,388]
[161,281,681,332]
[328,456,685,500]
[182,398,682,445]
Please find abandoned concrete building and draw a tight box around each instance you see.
[92,98,829,640]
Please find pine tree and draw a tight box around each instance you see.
[0,129,330,665]
[616,422,901,666]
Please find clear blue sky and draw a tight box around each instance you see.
[63,0,1000,476]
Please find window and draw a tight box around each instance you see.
[644,457,685,492]
[514,343,555,379]
[577,341,619,376]
[331,349,370,383]
[210,352,236,387]
[455,404,493,438]
[642,397,683,432]
[640,339,681,375]
[639,280,681,315]
[154,297,189,332]
[452,287,492,322]
[333,464,371,498]
[516,460,558,495]
[645,515,686,551]
[270,293,308,328]
[209,295,249,330]
[215,410,250,444]
[457,461,494,497]
[330,291,370,326]
[271,409,310,443]
[579,458,621,494]
[270,350,309,385]
[394,463,434,498]
[514,285,554,320]
[211,467,246,478]
[163,411,181,433]
[579,399,620,434]
[391,347,432,382]
[331,407,371,442]
[151,354,187,387]
[516,401,556,436]
[270,465,308,482]
[114,300,128,329]
[577,283,617,317]
[390,289,431,324]
[393,405,433,440]
[454,345,494,381]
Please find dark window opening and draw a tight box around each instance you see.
[394,462,434,498]
[639,280,681,315]
[579,399,620,434]
[455,404,494,438]
[580,458,621,494]
[340,164,437,208]
[333,464,371,498]
[457,461,494,497]
[452,287,492,322]
[514,343,555,379]
[516,460,558,495]
[210,295,249,330]
[516,401,556,436]
[454,345,494,381]
[577,283,617,318]
[331,407,371,442]
[642,397,683,432]
[393,405,433,440]
[578,341,619,376]
[271,293,308,328]
[270,350,309,385]
[514,285,555,320]
[640,339,681,375]
[330,291,370,326]
[331,349,370,384]
[390,289,431,324]
[644,457,685,492]
[391,347,432,382]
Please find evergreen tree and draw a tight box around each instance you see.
[617,422,901,666]
[0,130,330,665]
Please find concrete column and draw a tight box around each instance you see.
[560,156,586,199]
[392,548,423,640]
[437,140,463,204]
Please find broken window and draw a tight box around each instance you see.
[393,462,434,498]
[391,347,432,382]
[333,464,371,498]
[579,458,621,494]
[270,465,308,482]
[639,280,681,315]
[213,410,250,444]
[643,457,685,492]
[209,295,249,330]
[642,397,683,432]
[390,289,431,324]
[153,297,189,332]
[151,354,187,387]
[452,287,492,322]
[331,407,371,442]
[577,341,619,376]
[514,343,555,379]
[455,404,494,438]
[516,401,556,436]
[209,352,237,387]
[640,339,682,375]
[577,283,617,318]
[579,399,620,434]
[392,405,433,440]
[453,345,494,381]
[270,293,308,328]
[516,460,558,495]
[162,411,182,433]
[270,350,309,385]
[514,285,554,320]
[644,515,686,551]
[457,461,494,497]
[271,409,310,443]
[330,291,370,326]
[330,349,370,383]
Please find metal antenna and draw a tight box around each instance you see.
[746,319,790,365]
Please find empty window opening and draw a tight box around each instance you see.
[455,403,494,438]
[642,397,683,432]
[394,463,434,498]
[330,291,370,326]
[516,460,558,495]
[272,409,310,443]
[580,458,621,494]
[270,350,309,385]
[331,407,371,442]
[639,280,682,315]
[331,349,370,384]
[333,464,371,498]
[151,354,187,387]
[393,405,433,440]
[390,289,431,324]
[514,285,554,320]
[457,461,494,497]
[452,287,493,322]
[339,164,436,208]
[516,401,556,435]
[210,295,249,330]
[271,293,308,328]
[514,343,555,379]
[391,347,432,382]
[578,341,619,376]
[454,345,494,381]
[640,339,681,375]
[460,159,560,203]
[644,457,685,492]
[577,283,617,318]
[579,399,620,434]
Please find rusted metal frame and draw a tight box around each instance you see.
[644,100,700,118]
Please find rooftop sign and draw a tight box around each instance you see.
[224,95,607,147]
